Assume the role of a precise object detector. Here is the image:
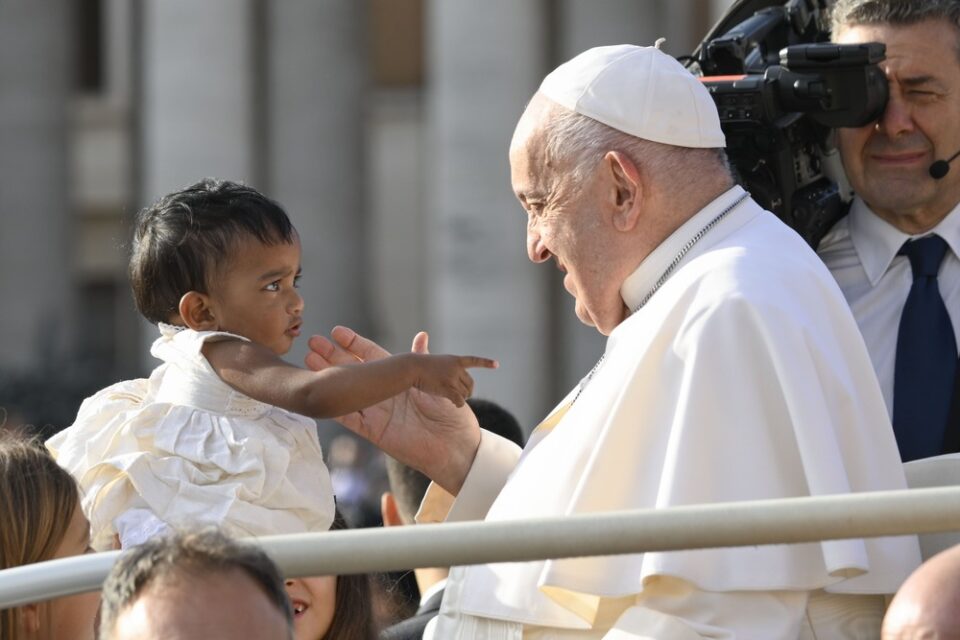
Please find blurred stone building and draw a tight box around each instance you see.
[0,0,734,436]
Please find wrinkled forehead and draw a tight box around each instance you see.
[509,134,548,199]
[509,94,563,190]
[510,93,558,153]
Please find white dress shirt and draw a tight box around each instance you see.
[418,187,920,639]
[817,197,960,418]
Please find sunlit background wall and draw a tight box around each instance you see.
[0,0,736,440]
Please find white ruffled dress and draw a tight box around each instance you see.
[48,325,335,550]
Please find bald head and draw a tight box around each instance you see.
[883,544,960,639]
[99,530,293,640]
[108,568,292,640]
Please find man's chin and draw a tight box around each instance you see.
[574,299,629,335]
[573,301,596,328]
[575,304,619,336]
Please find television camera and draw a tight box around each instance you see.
[687,0,888,246]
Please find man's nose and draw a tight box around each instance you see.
[875,92,914,138]
[527,228,551,263]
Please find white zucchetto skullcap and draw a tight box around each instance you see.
[538,43,726,149]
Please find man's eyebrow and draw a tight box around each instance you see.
[901,75,941,88]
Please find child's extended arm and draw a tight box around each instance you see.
[203,339,497,418]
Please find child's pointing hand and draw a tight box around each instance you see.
[411,353,499,407]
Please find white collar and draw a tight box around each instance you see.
[620,185,748,312]
[849,197,960,285]
[419,578,447,607]
[157,321,187,338]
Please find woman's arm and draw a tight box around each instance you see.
[203,338,496,418]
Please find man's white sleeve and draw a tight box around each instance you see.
[415,429,522,524]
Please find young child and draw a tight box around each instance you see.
[48,178,496,550]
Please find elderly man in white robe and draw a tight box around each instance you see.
[307,44,921,638]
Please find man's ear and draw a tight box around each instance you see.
[178,291,218,331]
[381,492,405,527]
[21,602,41,634]
[604,150,643,232]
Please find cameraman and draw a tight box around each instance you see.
[818,0,960,462]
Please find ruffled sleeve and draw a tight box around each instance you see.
[49,325,335,549]
[47,376,155,549]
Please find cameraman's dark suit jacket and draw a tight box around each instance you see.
[379,588,444,640]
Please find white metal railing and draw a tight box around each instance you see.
[2,485,960,609]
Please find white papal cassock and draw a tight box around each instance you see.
[418,187,922,639]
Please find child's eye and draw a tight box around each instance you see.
[265,281,281,292]
[293,274,302,288]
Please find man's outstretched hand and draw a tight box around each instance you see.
[306,327,482,495]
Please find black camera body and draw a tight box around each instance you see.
[688,0,888,246]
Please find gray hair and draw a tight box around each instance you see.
[540,105,731,191]
[830,0,960,55]
[98,528,293,639]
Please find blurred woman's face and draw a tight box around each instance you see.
[25,498,100,640]
[285,575,337,640]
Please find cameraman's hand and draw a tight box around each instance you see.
[306,327,487,495]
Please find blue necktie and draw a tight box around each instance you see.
[893,234,957,461]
